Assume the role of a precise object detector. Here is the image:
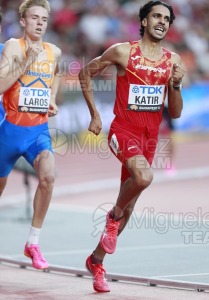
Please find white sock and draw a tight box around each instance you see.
[27,226,41,246]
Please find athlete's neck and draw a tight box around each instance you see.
[139,39,163,61]
[23,36,43,50]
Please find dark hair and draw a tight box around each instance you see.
[0,12,2,25]
[139,0,176,37]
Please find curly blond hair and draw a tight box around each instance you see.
[19,0,51,18]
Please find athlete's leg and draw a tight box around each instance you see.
[86,124,156,292]
[32,150,55,228]
[0,121,21,197]
[23,149,55,270]
[92,155,152,260]
[113,154,152,217]
[0,177,8,197]
[115,166,140,235]
[117,190,139,236]
[92,190,140,261]
[22,124,55,269]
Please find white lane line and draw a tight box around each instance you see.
[2,252,209,280]
[7,243,206,258]
[0,248,91,259]
[153,273,209,278]
[1,166,209,208]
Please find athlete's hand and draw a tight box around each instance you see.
[88,116,102,135]
[171,63,185,84]
[25,43,43,65]
[48,101,58,117]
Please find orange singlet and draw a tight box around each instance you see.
[3,38,55,126]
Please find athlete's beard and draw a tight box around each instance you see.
[149,32,165,43]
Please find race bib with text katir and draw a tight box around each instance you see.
[128,84,165,112]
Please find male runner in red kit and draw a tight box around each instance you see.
[79,0,185,293]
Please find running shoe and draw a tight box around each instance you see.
[100,211,120,254]
[24,244,49,270]
[86,255,110,293]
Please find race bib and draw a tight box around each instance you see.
[18,87,51,114]
[128,84,165,112]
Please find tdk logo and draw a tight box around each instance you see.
[132,86,163,94]
[31,89,50,97]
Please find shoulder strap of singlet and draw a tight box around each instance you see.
[129,41,138,46]
[19,38,26,58]
[42,42,55,62]
[161,47,172,58]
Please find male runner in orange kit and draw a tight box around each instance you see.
[0,0,61,270]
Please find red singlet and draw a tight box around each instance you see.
[108,41,173,180]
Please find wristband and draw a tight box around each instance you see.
[173,83,182,90]
[171,78,182,90]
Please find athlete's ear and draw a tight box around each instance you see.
[142,18,147,27]
[20,18,26,28]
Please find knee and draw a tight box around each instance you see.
[133,169,153,190]
[39,173,55,189]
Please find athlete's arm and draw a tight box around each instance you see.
[0,39,40,94]
[48,45,62,117]
[79,43,129,135]
[167,53,185,119]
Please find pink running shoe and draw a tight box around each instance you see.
[24,244,49,270]
[100,211,121,254]
[86,255,110,293]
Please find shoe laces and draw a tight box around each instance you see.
[93,265,107,283]
[105,218,119,239]
[31,245,46,262]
